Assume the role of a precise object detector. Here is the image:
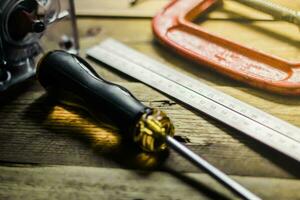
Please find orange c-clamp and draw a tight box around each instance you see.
[152,0,300,95]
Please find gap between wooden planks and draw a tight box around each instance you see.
[0,165,299,200]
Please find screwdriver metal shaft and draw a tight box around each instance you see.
[166,136,261,200]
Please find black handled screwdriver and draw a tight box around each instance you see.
[36,50,261,200]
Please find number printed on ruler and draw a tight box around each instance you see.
[87,38,300,162]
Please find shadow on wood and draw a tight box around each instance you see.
[186,108,300,179]
[163,166,232,200]
[23,94,241,199]
[24,94,170,170]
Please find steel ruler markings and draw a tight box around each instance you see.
[99,39,300,143]
[100,39,300,143]
[86,38,300,162]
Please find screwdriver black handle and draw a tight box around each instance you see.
[37,50,150,135]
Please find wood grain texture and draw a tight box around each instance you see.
[1,166,300,200]
[75,0,169,17]
[1,0,300,199]
[0,83,299,179]
[75,0,300,19]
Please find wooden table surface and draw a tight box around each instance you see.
[1,0,300,199]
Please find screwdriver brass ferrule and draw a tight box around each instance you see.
[134,109,175,152]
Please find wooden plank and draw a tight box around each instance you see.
[0,83,299,179]
[74,0,300,19]
[0,2,299,200]
[75,0,169,18]
[77,16,300,64]
[0,165,299,200]
[77,19,154,49]
[1,1,300,178]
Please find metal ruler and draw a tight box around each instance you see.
[87,38,300,162]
